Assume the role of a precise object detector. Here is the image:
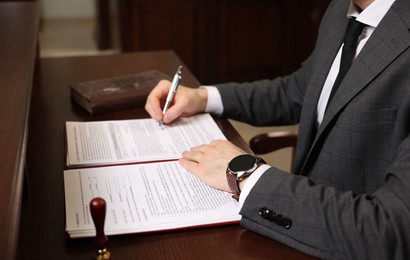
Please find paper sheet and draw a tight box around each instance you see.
[66,113,226,167]
[64,161,240,238]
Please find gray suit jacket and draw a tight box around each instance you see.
[216,0,410,259]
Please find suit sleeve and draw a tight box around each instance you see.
[240,134,410,259]
[215,72,307,126]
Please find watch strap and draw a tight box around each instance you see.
[226,172,241,195]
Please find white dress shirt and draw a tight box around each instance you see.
[203,0,395,207]
[316,0,396,126]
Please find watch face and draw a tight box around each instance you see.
[229,154,257,172]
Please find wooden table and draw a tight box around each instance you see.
[16,51,316,259]
[0,2,39,259]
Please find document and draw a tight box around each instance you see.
[65,113,226,168]
[64,161,240,238]
[64,113,240,238]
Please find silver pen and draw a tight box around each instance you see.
[159,66,182,126]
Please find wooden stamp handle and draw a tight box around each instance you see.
[90,198,109,251]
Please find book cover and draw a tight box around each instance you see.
[70,70,170,115]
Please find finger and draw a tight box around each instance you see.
[179,157,199,174]
[145,80,171,121]
[162,107,182,125]
[181,149,205,163]
[161,94,190,124]
[180,157,230,192]
[145,96,163,121]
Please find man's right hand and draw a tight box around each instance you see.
[145,80,208,125]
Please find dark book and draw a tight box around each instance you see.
[70,70,170,115]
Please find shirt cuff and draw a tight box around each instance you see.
[239,164,271,207]
[201,86,223,115]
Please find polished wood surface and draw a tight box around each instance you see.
[0,2,39,259]
[17,51,316,259]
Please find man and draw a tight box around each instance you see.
[145,0,410,259]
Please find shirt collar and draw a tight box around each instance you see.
[347,0,396,28]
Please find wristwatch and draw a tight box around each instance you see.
[226,154,264,199]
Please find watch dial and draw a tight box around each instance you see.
[229,154,256,172]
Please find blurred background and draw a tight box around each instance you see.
[39,0,115,57]
[38,0,331,172]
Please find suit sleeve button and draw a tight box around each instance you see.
[259,208,270,218]
[281,218,292,229]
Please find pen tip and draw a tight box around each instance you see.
[159,120,163,127]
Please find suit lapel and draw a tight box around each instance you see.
[294,3,348,174]
[298,0,410,174]
[322,1,410,131]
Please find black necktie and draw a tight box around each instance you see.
[326,17,365,108]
